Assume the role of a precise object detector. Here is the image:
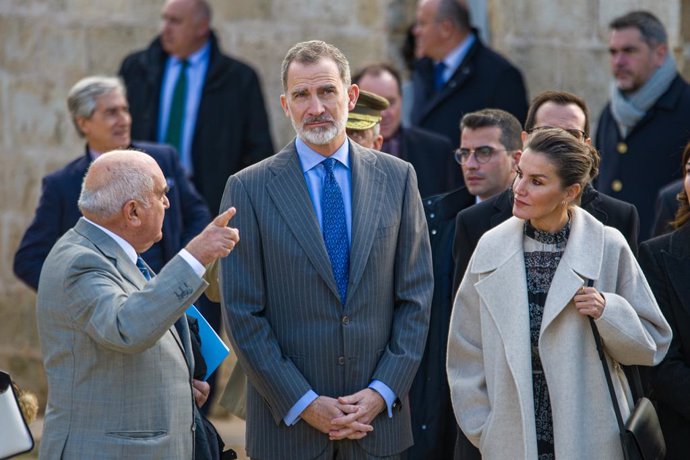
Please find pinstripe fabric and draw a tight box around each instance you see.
[220,140,433,459]
[36,218,207,459]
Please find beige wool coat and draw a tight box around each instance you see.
[447,207,671,460]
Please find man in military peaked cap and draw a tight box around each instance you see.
[346,90,389,150]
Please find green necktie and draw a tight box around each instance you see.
[165,59,189,154]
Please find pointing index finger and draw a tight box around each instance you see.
[213,207,236,227]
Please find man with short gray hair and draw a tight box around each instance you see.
[14,75,210,291]
[597,10,690,240]
[220,40,433,459]
[36,149,239,458]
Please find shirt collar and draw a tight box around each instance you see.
[170,40,210,67]
[295,137,351,173]
[439,32,476,73]
[83,217,138,264]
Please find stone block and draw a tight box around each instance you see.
[0,17,88,77]
[6,78,70,149]
[84,24,158,74]
[598,0,680,45]
[215,0,273,22]
[502,0,599,42]
[356,0,385,30]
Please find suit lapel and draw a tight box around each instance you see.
[266,144,341,299]
[348,143,385,303]
[491,189,514,227]
[74,219,193,370]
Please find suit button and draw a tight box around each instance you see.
[429,212,436,219]
[421,424,427,430]
[617,142,628,154]
[338,356,346,365]
[431,229,437,235]
[426,199,432,205]
[611,180,623,192]
[342,315,350,325]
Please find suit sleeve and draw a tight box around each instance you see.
[65,253,207,354]
[639,241,690,419]
[490,66,528,125]
[594,234,671,366]
[370,164,434,400]
[452,210,474,294]
[219,175,312,425]
[447,254,487,448]
[241,70,274,167]
[14,175,65,290]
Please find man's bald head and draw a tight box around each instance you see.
[79,150,160,221]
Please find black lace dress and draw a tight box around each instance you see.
[523,219,570,460]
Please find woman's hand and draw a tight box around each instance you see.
[573,285,606,319]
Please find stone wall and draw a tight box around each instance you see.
[1,0,687,405]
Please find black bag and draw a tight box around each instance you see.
[586,280,665,460]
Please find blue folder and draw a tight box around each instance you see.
[186,305,230,380]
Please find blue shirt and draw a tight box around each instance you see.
[158,41,211,174]
[436,33,476,84]
[296,137,352,243]
[283,137,397,426]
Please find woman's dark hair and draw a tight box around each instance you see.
[672,142,690,228]
[524,128,600,204]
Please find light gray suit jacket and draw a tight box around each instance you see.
[37,218,207,459]
[220,140,433,459]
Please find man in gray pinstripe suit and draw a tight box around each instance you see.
[220,41,434,459]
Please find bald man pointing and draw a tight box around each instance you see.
[36,150,238,459]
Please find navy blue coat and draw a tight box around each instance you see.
[405,187,475,460]
[14,142,211,290]
[119,32,274,214]
[411,35,528,148]
[596,74,690,241]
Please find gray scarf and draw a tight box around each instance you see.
[610,54,677,138]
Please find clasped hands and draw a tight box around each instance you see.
[301,388,386,440]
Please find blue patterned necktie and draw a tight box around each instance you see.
[433,61,446,92]
[321,158,350,304]
[135,256,151,280]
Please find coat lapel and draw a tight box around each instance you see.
[472,217,534,415]
[540,208,605,333]
[266,143,341,300]
[348,142,385,303]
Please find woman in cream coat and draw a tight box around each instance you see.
[447,129,671,459]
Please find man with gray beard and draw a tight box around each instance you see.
[219,40,433,459]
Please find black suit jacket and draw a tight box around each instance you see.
[596,74,690,241]
[452,183,640,292]
[411,34,528,147]
[652,179,683,237]
[405,187,475,460]
[119,32,274,214]
[398,126,460,198]
[639,224,690,460]
[13,142,210,290]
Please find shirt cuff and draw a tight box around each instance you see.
[369,380,396,418]
[179,249,206,277]
[284,390,319,426]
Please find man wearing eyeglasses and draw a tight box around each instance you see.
[450,90,640,460]
[409,108,521,460]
